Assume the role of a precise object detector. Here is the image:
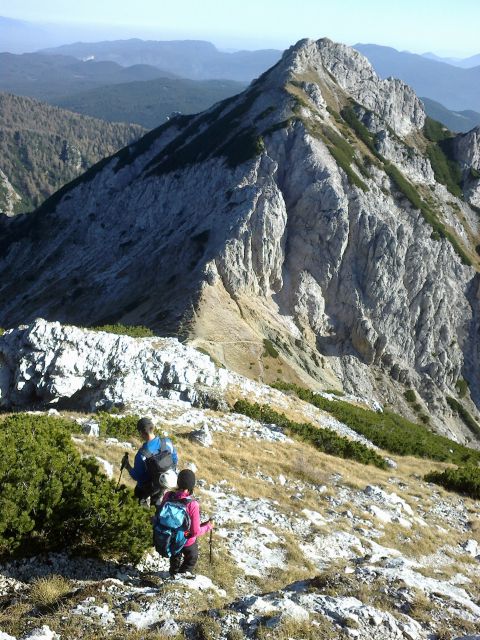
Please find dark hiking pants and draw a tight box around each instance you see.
[170,540,199,575]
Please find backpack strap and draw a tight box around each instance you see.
[140,444,153,459]
[141,438,169,458]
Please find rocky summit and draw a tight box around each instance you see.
[1,38,480,443]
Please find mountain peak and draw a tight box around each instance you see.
[264,37,425,136]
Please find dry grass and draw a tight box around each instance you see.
[29,574,72,608]
[255,615,337,639]
[379,521,454,558]
[407,589,435,624]
[0,602,31,637]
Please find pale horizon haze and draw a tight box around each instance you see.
[0,0,479,57]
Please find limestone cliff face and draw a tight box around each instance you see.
[0,169,21,216]
[0,38,479,443]
[453,126,480,207]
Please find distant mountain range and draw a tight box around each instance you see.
[422,51,480,68]
[354,43,480,112]
[0,52,175,102]
[53,77,245,129]
[40,39,282,82]
[420,97,480,134]
[0,92,144,214]
[2,40,480,135]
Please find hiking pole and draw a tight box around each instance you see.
[116,453,128,490]
[116,466,124,491]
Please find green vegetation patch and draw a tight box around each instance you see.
[404,389,416,403]
[423,117,463,197]
[425,465,480,499]
[272,382,480,465]
[455,378,469,399]
[305,119,369,192]
[340,105,377,155]
[147,90,264,174]
[233,399,388,469]
[426,143,463,198]
[339,106,472,266]
[97,413,141,440]
[0,414,151,560]
[446,396,480,439]
[91,324,154,338]
[263,338,279,359]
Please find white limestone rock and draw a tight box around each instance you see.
[82,419,100,437]
[0,319,228,412]
[188,424,213,447]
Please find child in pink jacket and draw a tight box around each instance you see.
[160,469,214,577]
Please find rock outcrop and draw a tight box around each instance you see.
[0,319,227,411]
[1,39,480,443]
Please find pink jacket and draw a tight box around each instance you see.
[161,490,212,547]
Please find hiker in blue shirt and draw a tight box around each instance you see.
[122,417,178,503]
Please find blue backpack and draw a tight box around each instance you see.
[153,497,192,557]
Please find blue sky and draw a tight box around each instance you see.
[1,0,479,56]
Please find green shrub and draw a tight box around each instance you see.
[263,338,279,359]
[91,324,154,338]
[404,389,416,403]
[314,122,368,192]
[446,396,480,439]
[97,412,140,439]
[340,105,377,155]
[0,414,151,561]
[425,465,480,499]
[423,116,450,143]
[0,328,4,336]
[271,382,480,465]
[233,400,387,469]
[426,143,463,198]
[455,378,469,398]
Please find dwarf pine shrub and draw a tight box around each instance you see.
[404,389,416,403]
[97,412,140,439]
[233,400,387,469]
[271,382,480,466]
[446,396,480,439]
[91,324,154,338]
[0,414,151,561]
[425,465,480,499]
[263,338,279,359]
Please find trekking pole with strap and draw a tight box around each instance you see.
[209,528,213,565]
